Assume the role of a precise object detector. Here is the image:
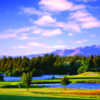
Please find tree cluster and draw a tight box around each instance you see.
[0,55,100,76]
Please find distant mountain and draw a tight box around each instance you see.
[26,54,45,59]
[27,45,100,58]
[0,45,100,58]
[51,45,100,57]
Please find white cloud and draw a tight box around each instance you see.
[39,0,86,12]
[68,33,73,36]
[7,27,31,33]
[13,45,28,49]
[0,33,16,39]
[12,42,45,50]
[20,7,42,16]
[42,29,62,36]
[12,41,67,55]
[78,0,97,2]
[82,21,100,29]
[71,4,85,11]
[18,34,29,40]
[90,34,96,38]
[17,33,35,40]
[0,25,62,40]
[56,22,81,32]
[51,45,67,49]
[34,15,56,25]
[5,27,31,34]
[34,14,81,32]
[75,39,88,44]
[39,0,73,12]
[28,42,45,47]
[0,27,33,40]
[70,10,100,29]
[32,28,62,37]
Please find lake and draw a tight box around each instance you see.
[3,75,66,81]
[3,75,100,89]
[35,83,100,89]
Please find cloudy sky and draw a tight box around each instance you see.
[0,0,100,56]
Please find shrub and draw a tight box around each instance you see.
[61,77,70,88]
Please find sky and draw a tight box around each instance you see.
[0,0,100,56]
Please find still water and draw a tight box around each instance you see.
[3,75,65,81]
[36,83,100,89]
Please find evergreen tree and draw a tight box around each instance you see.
[22,72,32,91]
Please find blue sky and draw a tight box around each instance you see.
[0,0,100,56]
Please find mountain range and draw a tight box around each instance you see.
[0,45,100,58]
[27,45,100,58]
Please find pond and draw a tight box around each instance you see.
[3,75,66,81]
[34,83,100,89]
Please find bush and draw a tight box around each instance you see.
[61,77,70,87]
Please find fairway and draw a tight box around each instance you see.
[0,88,100,100]
[0,95,98,100]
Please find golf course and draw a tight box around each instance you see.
[0,72,100,100]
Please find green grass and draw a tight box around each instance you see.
[0,81,21,87]
[0,95,97,100]
[32,78,100,84]
[67,72,100,78]
[32,79,61,83]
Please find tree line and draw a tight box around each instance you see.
[0,54,100,76]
